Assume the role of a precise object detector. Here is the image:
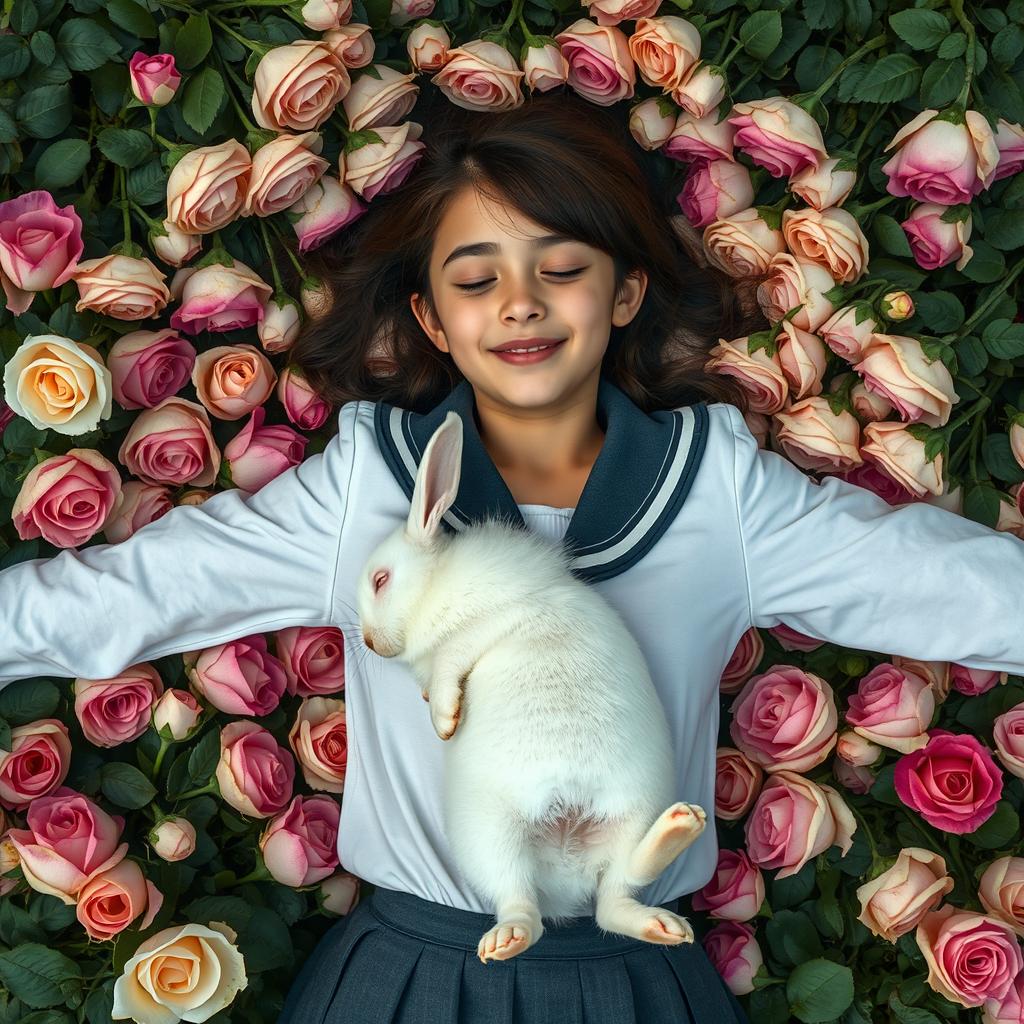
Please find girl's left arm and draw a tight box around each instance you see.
[725,403,1024,674]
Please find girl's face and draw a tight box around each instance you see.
[410,185,647,415]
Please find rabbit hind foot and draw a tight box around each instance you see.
[625,802,707,887]
[477,905,543,965]
[594,895,695,946]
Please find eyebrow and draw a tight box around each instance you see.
[441,234,576,270]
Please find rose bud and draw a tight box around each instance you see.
[149,816,197,862]
[128,52,181,106]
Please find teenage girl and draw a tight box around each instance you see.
[4,90,1022,1023]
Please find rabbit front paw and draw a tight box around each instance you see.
[430,696,461,740]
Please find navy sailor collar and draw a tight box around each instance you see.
[373,375,710,584]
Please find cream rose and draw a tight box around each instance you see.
[288,697,348,793]
[166,140,252,236]
[242,132,329,218]
[774,398,863,473]
[252,40,350,131]
[342,63,419,129]
[775,323,829,403]
[856,847,954,941]
[191,343,277,421]
[788,157,857,210]
[705,335,788,415]
[322,23,375,68]
[756,252,836,331]
[861,420,945,498]
[523,41,568,92]
[431,39,524,112]
[407,23,451,73]
[781,206,870,285]
[72,253,170,321]
[702,207,786,277]
[343,120,427,200]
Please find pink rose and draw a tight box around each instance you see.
[855,847,953,941]
[76,857,163,940]
[994,703,1024,780]
[984,971,1024,1024]
[836,460,918,507]
[277,367,331,430]
[242,131,329,218]
[665,109,736,163]
[980,857,1024,937]
[149,817,197,862]
[224,405,307,492]
[900,202,974,272]
[727,97,828,178]
[719,626,764,695]
[833,758,876,795]
[187,635,288,717]
[320,871,361,915]
[165,141,252,236]
[691,848,764,921]
[714,747,763,821]
[152,688,203,741]
[678,159,753,229]
[128,52,181,106]
[553,19,636,106]
[895,730,1004,834]
[0,720,72,810]
[102,481,173,543]
[705,335,787,415]
[756,252,836,331]
[275,626,347,697]
[343,121,426,200]
[845,663,935,753]
[288,696,348,793]
[216,721,296,818]
[773,335,831,411]
[729,665,838,773]
[993,118,1024,182]
[768,622,826,652]
[259,794,341,886]
[322,24,375,68]
[586,0,660,27]
[12,449,123,548]
[917,905,1023,1008]
[117,396,221,488]
[818,302,878,362]
[71,253,170,321]
[952,666,1006,697]
[107,328,197,411]
[287,174,366,254]
[0,190,83,314]
[170,260,274,336]
[389,0,436,30]
[341,63,419,129]
[702,921,763,995]
[836,730,882,767]
[74,664,164,747]
[252,40,351,132]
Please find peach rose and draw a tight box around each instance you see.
[187,635,288,717]
[628,16,701,93]
[107,328,196,412]
[117,396,221,487]
[714,747,763,821]
[673,62,727,120]
[74,664,164,748]
[691,848,764,921]
[852,333,960,428]
[343,120,426,200]
[781,206,870,285]
[678,159,753,229]
[774,399,862,473]
[719,626,764,695]
[111,920,248,1022]
[628,96,676,150]
[342,63,419,129]
[856,847,954,941]
[845,663,935,753]
[553,19,636,106]
[584,0,659,26]
[980,857,1024,937]
[703,921,763,995]
[901,202,974,272]
[288,696,348,793]
[769,621,825,652]
[72,253,170,321]
[103,481,173,542]
[259,793,341,886]
[993,118,1024,181]
[277,367,330,430]
[322,23,375,68]
[149,217,202,267]
[705,334,788,415]
[523,41,568,92]
[149,817,197,862]
[191,343,277,421]
[788,157,857,210]
[216,720,296,818]
[390,0,436,29]
[288,174,366,254]
[242,132,329,218]
[861,419,945,498]
[12,448,122,548]
[128,52,181,106]
[836,729,882,767]
[0,719,72,811]
[252,40,350,131]
[818,303,878,362]
[757,252,836,331]
[881,290,915,321]
[152,688,203,741]
[430,39,523,112]
[774,326,829,405]
[276,625,348,697]
[320,871,361,915]
[665,108,736,163]
[77,857,163,940]
[994,703,1024,780]
[702,207,786,278]
[258,298,302,354]
[728,97,828,177]
[224,405,307,492]
[407,23,451,73]
[299,0,351,31]
[170,260,274,336]
[166,140,252,235]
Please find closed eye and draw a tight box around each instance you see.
[455,269,584,292]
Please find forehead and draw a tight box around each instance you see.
[433,185,563,258]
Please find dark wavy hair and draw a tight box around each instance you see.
[283,86,765,423]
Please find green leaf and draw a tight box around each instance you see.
[954,335,988,376]
[739,10,783,60]
[802,0,842,31]
[100,762,157,810]
[853,54,921,103]
[963,480,1003,528]
[0,678,60,725]
[769,859,816,909]
[889,991,944,1024]
[15,83,72,138]
[187,726,221,786]
[10,0,39,36]
[30,29,56,66]
[794,45,843,91]
[84,980,116,1024]
[964,800,1020,848]
[919,59,963,108]
[983,433,1024,484]
[97,126,153,167]
[106,0,157,38]
[127,157,169,206]
[937,33,967,59]
[889,9,949,50]
[174,12,212,70]
[0,35,31,80]
[766,908,823,967]
[787,959,854,1023]
[985,210,1024,251]
[56,18,121,71]
[33,137,90,189]
[865,257,926,291]
[181,66,225,135]
[961,239,1006,282]
[912,291,965,332]
[874,213,913,257]
[992,23,1024,64]
[0,945,81,1009]
[982,318,1024,358]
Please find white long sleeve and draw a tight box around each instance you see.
[728,403,1024,674]
[0,402,358,687]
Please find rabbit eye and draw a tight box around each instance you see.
[372,569,389,594]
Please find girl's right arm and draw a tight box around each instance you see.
[0,402,360,687]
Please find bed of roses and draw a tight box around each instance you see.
[1,0,1024,1021]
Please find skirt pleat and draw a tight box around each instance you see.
[274,886,751,1024]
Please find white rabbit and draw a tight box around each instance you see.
[355,410,707,965]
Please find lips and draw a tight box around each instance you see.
[491,339,565,353]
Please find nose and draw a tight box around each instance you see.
[363,633,375,652]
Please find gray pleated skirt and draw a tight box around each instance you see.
[275,885,751,1023]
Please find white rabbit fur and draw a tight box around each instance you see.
[356,410,707,963]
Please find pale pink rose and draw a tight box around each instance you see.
[861,419,945,498]
[702,207,786,278]
[117,396,221,488]
[276,626,347,697]
[76,857,162,940]
[288,174,366,254]
[72,254,170,321]
[774,399,862,473]
[882,109,999,205]
[895,730,1004,834]
[729,665,838,773]
[728,97,827,178]
[128,52,181,106]
[818,303,878,362]
[165,140,252,236]
[152,688,203,741]
[0,190,83,314]
[252,40,350,132]
[833,757,876,794]
[216,720,296,819]
[881,290,915,321]
[102,481,173,543]
[703,921,763,996]
[852,333,959,428]
[430,39,523,113]
[901,202,974,272]
[584,0,659,26]
[774,328,829,405]
[980,858,1024,937]
[665,109,736,163]
[845,663,935,754]
[320,871,361,915]
[691,848,764,921]
[0,720,72,811]
[187,635,288,717]
[322,24,376,68]
[299,0,351,30]
[781,206,869,285]
[719,627,764,695]
[788,157,857,210]
[856,847,954,941]
[343,120,427,200]
[836,729,882,767]
[895,658,953,704]
[993,119,1024,182]
[744,770,855,878]
[259,794,341,886]
[407,23,451,72]
[757,252,836,331]
[523,42,568,92]
[983,972,1024,1024]
[12,448,122,548]
[107,328,196,411]
[190,343,277,422]
[952,666,1007,697]
[628,97,676,150]
[149,817,197,862]
[628,16,702,93]
[5,787,127,903]
[149,217,202,267]
[389,0,435,29]
[553,19,636,106]
[258,298,302,354]
[714,747,763,821]
[705,335,788,415]
[242,132,329,218]
[74,664,164,748]
[288,696,348,793]
[170,261,274,336]
[678,159,753,229]
[672,63,726,120]
[848,382,895,425]
[917,905,1023,1008]
[768,622,825,652]
[277,367,330,430]
[994,703,1024,780]
[224,405,307,492]
[342,64,419,129]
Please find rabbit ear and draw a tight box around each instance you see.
[406,410,464,544]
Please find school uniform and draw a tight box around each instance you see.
[2,374,1022,1024]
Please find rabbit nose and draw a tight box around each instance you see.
[363,633,375,652]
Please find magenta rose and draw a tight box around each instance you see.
[952,666,1006,697]
[900,203,973,272]
[678,159,753,229]
[726,97,828,178]
[894,730,1004,834]
[714,747,763,821]
[74,664,165,747]
[186,635,289,717]
[128,52,181,106]
[216,721,296,818]
[259,794,341,886]
[287,174,366,253]
[0,720,72,810]
[691,848,764,921]
[107,328,197,411]
[845,662,935,753]
[275,626,347,697]
[224,404,308,493]
[277,367,330,430]
[169,260,273,335]
[0,190,84,314]
[702,921,763,996]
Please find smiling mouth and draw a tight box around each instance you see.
[493,340,566,354]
